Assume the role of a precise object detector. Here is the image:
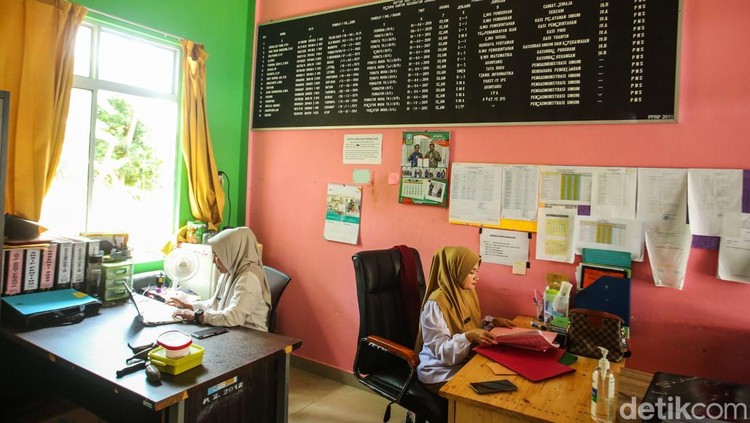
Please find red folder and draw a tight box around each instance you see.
[474,345,575,382]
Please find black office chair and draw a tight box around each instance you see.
[264,265,292,333]
[352,247,447,423]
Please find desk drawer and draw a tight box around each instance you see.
[104,280,128,301]
[103,263,134,279]
[103,277,131,301]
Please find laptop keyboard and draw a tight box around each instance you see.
[133,294,181,322]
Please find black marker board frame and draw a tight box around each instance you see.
[251,0,681,130]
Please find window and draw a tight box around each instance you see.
[40,19,181,260]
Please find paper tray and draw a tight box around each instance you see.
[148,344,204,375]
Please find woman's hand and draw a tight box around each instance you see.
[172,308,195,322]
[492,317,515,328]
[166,297,192,310]
[465,328,498,346]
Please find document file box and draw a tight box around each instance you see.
[1,288,101,328]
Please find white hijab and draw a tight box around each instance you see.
[208,227,271,307]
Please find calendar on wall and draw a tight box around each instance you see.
[398,131,450,207]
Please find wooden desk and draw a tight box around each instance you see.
[440,316,623,423]
[0,301,302,423]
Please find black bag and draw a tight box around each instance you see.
[567,308,630,362]
[1,289,101,328]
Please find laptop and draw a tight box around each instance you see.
[125,285,183,326]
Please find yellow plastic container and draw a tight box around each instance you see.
[148,344,204,375]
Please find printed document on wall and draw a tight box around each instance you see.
[479,228,529,267]
[645,227,691,289]
[591,167,637,219]
[323,184,362,245]
[343,134,382,164]
[536,207,576,263]
[687,169,742,236]
[539,166,593,206]
[717,212,750,283]
[501,165,539,221]
[449,163,503,227]
[636,168,688,233]
[574,216,644,260]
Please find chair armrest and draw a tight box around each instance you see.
[366,335,419,368]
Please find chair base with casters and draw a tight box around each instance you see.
[352,247,447,423]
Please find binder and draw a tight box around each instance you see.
[3,249,24,295]
[68,238,86,290]
[573,276,631,327]
[22,249,41,293]
[39,243,57,290]
[54,238,73,288]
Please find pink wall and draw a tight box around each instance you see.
[250,0,750,384]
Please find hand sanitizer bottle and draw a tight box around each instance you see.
[591,346,615,422]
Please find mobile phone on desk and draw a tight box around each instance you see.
[470,379,517,395]
[192,327,229,339]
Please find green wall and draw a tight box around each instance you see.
[74,0,253,233]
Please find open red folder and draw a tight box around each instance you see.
[489,327,559,352]
[474,344,575,382]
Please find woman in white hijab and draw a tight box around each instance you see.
[169,227,272,331]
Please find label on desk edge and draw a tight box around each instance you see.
[202,376,245,406]
[207,376,238,396]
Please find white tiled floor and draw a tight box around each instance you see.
[289,366,409,423]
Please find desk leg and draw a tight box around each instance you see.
[168,400,186,423]
[447,399,456,423]
[276,345,293,423]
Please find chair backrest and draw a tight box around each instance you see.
[264,265,292,333]
[352,247,425,349]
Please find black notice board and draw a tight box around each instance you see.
[252,0,680,130]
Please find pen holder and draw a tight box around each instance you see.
[535,301,544,321]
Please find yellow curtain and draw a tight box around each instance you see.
[0,0,87,221]
[180,40,225,231]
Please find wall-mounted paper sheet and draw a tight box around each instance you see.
[591,167,637,219]
[449,163,503,226]
[574,216,644,260]
[501,165,539,221]
[687,169,742,236]
[352,169,372,184]
[637,168,688,233]
[343,134,382,164]
[717,212,750,283]
[479,228,529,267]
[718,236,750,283]
[539,166,594,206]
[323,184,362,245]
[645,227,692,289]
[536,208,576,263]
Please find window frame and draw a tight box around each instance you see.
[56,15,184,263]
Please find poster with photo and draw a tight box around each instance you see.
[324,184,362,245]
[399,131,450,207]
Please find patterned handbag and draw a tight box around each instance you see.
[567,308,630,362]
